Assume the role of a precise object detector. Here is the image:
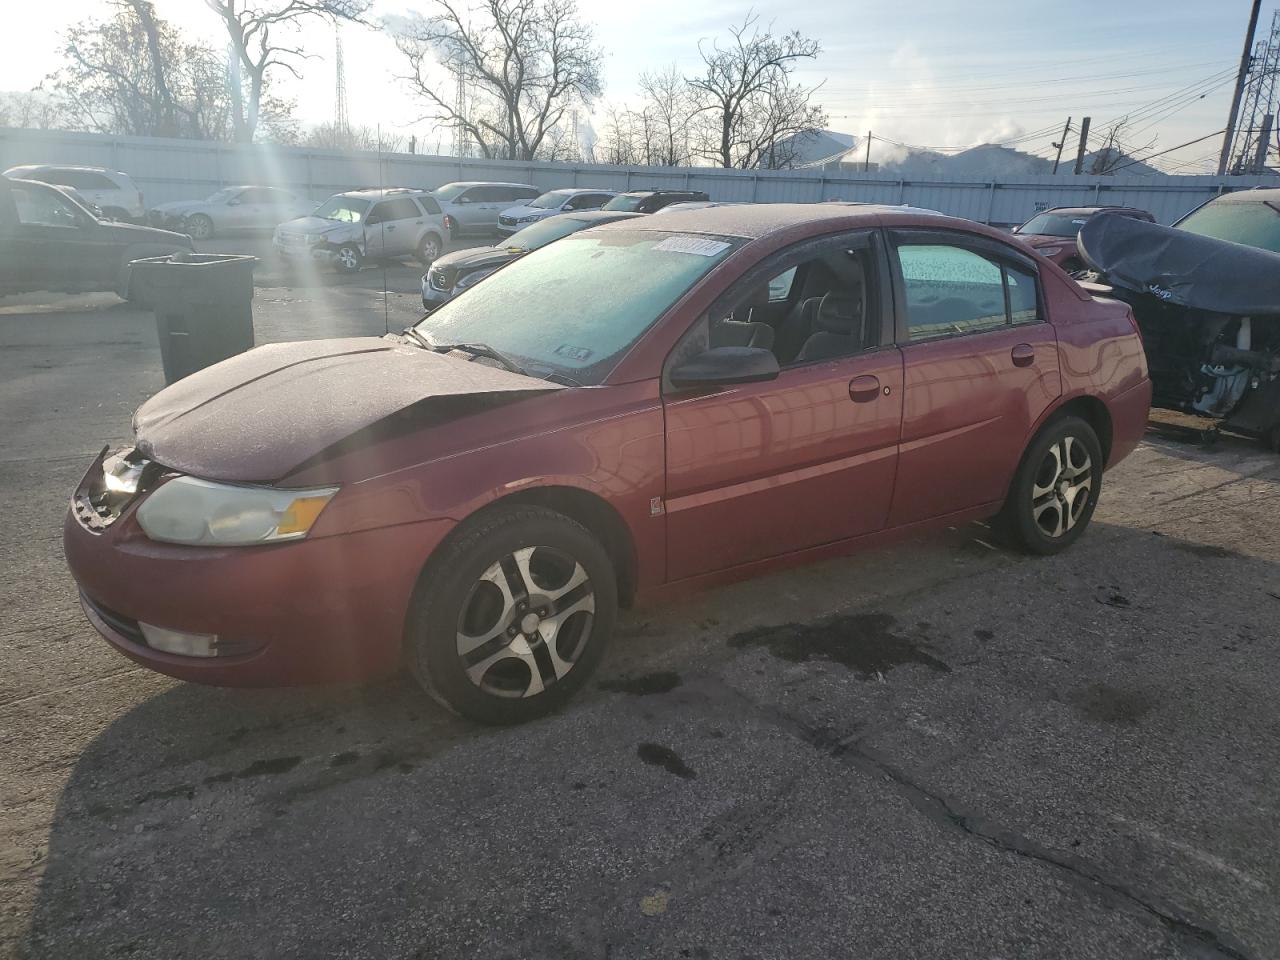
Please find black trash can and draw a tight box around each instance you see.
[130,253,257,384]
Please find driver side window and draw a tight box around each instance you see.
[704,238,880,367]
[13,186,82,228]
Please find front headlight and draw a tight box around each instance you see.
[454,268,496,290]
[136,476,338,546]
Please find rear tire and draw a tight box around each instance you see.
[406,505,617,725]
[417,233,442,265]
[996,415,1102,555]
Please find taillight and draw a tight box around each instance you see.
[443,214,456,231]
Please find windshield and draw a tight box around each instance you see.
[503,216,593,251]
[1176,199,1280,254]
[433,183,470,202]
[1018,212,1091,237]
[413,231,739,383]
[206,189,235,204]
[314,197,369,223]
[602,195,644,212]
[529,191,570,210]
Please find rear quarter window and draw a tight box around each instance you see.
[417,196,442,215]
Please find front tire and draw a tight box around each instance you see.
[333,243,363,274]
[406,505,617,724]
[997,415,1102,555]
[186,214,214,241]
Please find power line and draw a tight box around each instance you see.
[1108,129,1227,172]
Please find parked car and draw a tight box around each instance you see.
[63,203,1149,724]
[273,188,449,273]
[3,164,146,222]
[149,186,314,240]
[1012,206,1155,272]
[432,181,539,237]
[1078,196,1280,449]
[496,189,617,234]
[423,210,644,310]
[602,189,710,213]
[0,176,192,299]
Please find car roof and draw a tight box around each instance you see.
[590,201,958,240]
[1210,188,1280,203]
[618,189,702,197]
[4,164,124,176]
[340,187,431,199]
[545,187,617,195]
[1038,206,1148,216]
[435,181,538,189]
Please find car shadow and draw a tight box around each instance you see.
[16,512,1280,959]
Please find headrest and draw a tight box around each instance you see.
[814,289,861,335]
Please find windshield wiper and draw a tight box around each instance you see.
[401,326,434,351]
[430,340,529,377]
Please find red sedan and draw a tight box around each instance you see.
[64,204,1151,724]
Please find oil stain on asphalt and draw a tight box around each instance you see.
[726,612,950,678]
[638,743,697,779]
[599,671,682,695]
[1071,683,1154,725]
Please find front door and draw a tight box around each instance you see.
[886,232,1061,526]
[662,231,904,581]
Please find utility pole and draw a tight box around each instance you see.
[1073,116,1091,174]
[865,131,872,172]
[1219,0,1264,175]
[1051,116,1072,174]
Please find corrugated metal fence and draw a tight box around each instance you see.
[2,126,1273,226]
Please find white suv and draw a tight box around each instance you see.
[3,165,145,222]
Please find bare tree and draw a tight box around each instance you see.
[595,104,642,164]
[390,0,602,161]
[635,66,694,166]
[49,2,239,139]
[687,14,826,169]
[205,0,369,143]
[1089,120,1155,175]
[0,92,64,131]
[302,122,406,153]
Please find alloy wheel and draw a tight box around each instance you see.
[187,215,213,240]
[420,237,440,262]
[456,546,595,699]
[336,246,360,271]
[1031,435,1093,538]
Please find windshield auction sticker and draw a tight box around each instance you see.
[652,236,732,257]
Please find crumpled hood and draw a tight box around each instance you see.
[1078,213,1280,314]
[152,200,206,216]
[132,337,562,483]
[276,216,358,240]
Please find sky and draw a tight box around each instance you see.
[0,0,1270,172]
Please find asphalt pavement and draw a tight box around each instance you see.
[1,256,1279,960]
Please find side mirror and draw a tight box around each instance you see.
[669,346,780,390]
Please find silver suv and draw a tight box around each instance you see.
[3,164,145,222]
[432,182,539,237]
[273,188,450,273]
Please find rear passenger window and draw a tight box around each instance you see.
[898,245,1007,341]
[1006,264,1040,324]
[59,171,116,190]
[382,197,422,220]
[513,187,539,201]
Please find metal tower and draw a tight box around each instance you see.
[1229,10,1280,175]
[334,27,350,143]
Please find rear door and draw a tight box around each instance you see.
[365,197,423,256]
[662,230,904,580]
[886,229,1061,526]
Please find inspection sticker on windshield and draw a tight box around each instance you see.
[652,236,731,257]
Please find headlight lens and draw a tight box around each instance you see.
[455,268,496,290]
[136,476,338,546]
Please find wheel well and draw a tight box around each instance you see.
[1052,396,1113,464]
[484,487,638,607]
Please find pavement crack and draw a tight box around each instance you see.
[695,676,1256,960]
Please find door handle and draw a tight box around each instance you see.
[848,374,880,402]
[386,225,397,231]
[1011,343,1035,367]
